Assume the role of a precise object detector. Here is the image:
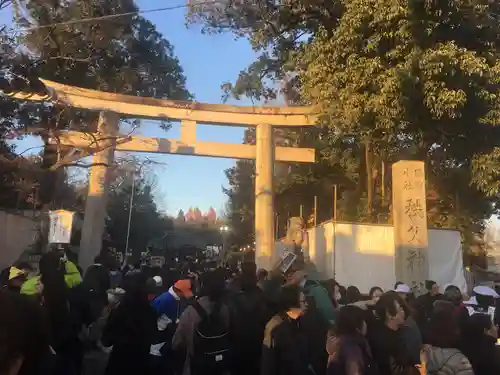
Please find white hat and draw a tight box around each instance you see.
[463,296,477,305]
[153,275,163,287]
[394,284,411,294]
[473,285,500,298]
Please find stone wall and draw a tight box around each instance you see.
[0,210,38,268]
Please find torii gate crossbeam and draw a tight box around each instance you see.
[4,79,317,270]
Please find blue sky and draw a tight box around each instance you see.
[4,0,257,216]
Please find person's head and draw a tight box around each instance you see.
[277,284,304,319]
[49,244,67,260]
[346,286,362,304]
[323,279,341,301]
[6,267,28,291]
[338,285,347,302]
[39,251,65,279]
[444,285,462,305]
[14,262,33,276]
[394,281,403,289]
[467,313,498,341]
[394,283,410,301]
[473,285,499,307]
[389,290,414,320]
[121,271,149,303]
[369,286,384,303]
[94,251,120,270]
[426,280,439,296]
[173,279,193,299]
[240,262,257,290]
[257,268,268,284]
[426,309,460,348]
[285,265,307,286]
[200,269,226,302]
[375,292,405,328]
[335,305,368,336]
[0,291,49,375]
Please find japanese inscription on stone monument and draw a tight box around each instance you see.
[392,161,429,285]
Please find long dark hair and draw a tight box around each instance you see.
[345,286,362,304]
[200,269,226,302]
[120,272,149,306]
[386,290,416,319]
[426,309,460,348]
[0,291,50,375]
[334,305,366,336]
[39,252,68,307]
[38,252,73,349]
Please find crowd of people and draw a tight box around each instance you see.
[2,248,500,375]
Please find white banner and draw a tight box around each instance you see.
[276,222,467,293]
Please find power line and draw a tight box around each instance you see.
[13,0,221,33]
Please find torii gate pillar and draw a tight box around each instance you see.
[79,112,119,270]
[255,123,274,270]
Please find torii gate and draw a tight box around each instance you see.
[4,79,317,270]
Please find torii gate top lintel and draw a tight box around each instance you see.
[8,78,318,127]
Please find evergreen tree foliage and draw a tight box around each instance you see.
[191,0,500,253]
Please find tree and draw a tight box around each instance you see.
[194,0,500,252]
[188,0,341,102]
[2,0,191,205]
[176,209,186,223]
[224,159,255,247]
[105,159,169,255]
[298,0,500,235]
[0,0,191,251]
[106,177,166,255]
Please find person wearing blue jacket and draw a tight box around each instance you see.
[150,279,194,374]
[151,279,194,321]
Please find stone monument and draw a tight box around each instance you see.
[392,160,429,291]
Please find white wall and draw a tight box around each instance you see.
[0,211,37,268]
[275,222,467,293]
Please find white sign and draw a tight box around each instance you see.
[48,210,74,244]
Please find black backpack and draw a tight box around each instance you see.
[191,301,231,375]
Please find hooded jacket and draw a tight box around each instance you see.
[302,279,336,325]
[423,346,473,375]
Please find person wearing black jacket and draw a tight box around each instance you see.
[0,290,52,375]
[367,293,421,375]
[462,313,500,375]
[416,280,442,330]
[38,252,92,375]
[102,272,157,375]
[261,285,310,375]
[229,262,270,375]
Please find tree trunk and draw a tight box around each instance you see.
[39,133,58,205]
[32,134,58,253]
[365,139,373,218]
[381,159,385,205]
